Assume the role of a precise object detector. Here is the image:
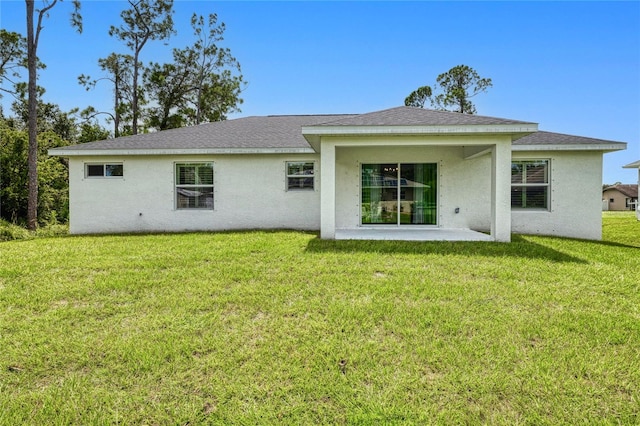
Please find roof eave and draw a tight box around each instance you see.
[623,160,640,168]
[48,147,316,157]
[512,143,627,153]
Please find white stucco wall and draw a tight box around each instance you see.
[511,150,603,240]
[66,146,605,240]
[68,154,321,234]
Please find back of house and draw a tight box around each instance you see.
[49,106,627,241]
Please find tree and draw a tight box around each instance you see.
[143,13,244,130]
[0,120,71,224]
[109,0,175,135]
[143,57,192,130]
[404,65,493,114]
[12,83,78,140]
[0,30,28,99]
[11,89,110,145]
[404,85,432,108]
[79,53,134,137]
[25,0,82,230]
[432,65,492,114]
[1,97,105,225]
[76,117,110,143]
[187,13,243,125]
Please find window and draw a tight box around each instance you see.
[85,163,123,178]
[286,161,314,191]
[361,163,437,225]
[511,160,549,209]
[175,162,214,210]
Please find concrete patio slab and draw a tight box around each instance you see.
[335,228,493,242]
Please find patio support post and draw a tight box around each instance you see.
[491,141,512,242]
[320,141,336,239]
[637,168,640,221]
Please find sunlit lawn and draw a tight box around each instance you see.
[0,212,638,424]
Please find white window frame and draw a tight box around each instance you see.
[175,162,214,210]
[511,159,551,210]
[84,163,123,178]
[285,161,315,191]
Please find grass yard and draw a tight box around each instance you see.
[0,213,638,424]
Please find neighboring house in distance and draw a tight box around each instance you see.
[602,184,638,211]
[49,106,626,242]
[623,160,640,220]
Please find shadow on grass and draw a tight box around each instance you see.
[579,239,640,250]
[305,234,587,263]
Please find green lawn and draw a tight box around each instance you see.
[1,213,638,424]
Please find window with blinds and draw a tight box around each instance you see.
[511,160,550,210]
[175,163,214,210]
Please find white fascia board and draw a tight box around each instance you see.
[623,160,640,168]
[512,143,627,153]
[48,147,316,157]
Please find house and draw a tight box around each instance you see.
[623,160,640,220]
[49,106,626,242]
[602,184,638,211]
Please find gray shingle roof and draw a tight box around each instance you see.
[314,106,535,126]
[514,130,626,147]
[49,107,626,154]
[59,114,356,151]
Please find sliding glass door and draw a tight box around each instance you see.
[361,164,398,224]
[361,163,437,225]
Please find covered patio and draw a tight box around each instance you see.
[301,108,537,243]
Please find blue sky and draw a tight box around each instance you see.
[1,0,639,184]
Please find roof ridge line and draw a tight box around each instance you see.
[266,113,359,118]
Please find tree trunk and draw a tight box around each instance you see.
[26,0,38,230]
[195,73,203,124]
[114,65,120,138]
[132,54,138,135]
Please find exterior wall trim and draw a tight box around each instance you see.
[50,147,316,157]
